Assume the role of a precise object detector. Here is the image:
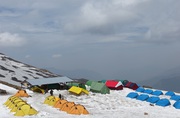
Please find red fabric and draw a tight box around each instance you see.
[130,83,139,90]
[105,80,123,90]
[125,82,132,87]
[125,82,138,90]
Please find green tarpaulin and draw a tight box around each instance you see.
[86,80,97,86]
[67,82,86,90]
[90,82,110,94]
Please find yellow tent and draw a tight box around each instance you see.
[4,96,21,106]
[68,104,89,115]
[31,86,45,94]
[14,104,38,116]
[68,86,89,95]
[4,96,17,105]
[11,101,27,112]
[60,102,75,112]
[44,96,55,104]
[8,99,23,109]
[48,97,60,106]
[14,90,29,97]
[6,97,23,108]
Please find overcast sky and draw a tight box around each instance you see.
[0,0,180,81]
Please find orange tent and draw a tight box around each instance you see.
[68,104,89,115]
[60,102,75,112]
[14,90,29,97]
[53,99,68,109]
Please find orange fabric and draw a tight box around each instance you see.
[14,90,29,97]
[60,102,75,112]
[53,100,68,109]
[68,104,89,115]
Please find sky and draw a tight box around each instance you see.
[0,0,180,81]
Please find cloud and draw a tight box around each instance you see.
[0,0,180,46]
[52,54,62,58]
[0,32,26,47]
[63,0,180,44]
[25,55,31,58]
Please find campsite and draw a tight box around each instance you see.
[0,1,180,117]
[1,79,180,118]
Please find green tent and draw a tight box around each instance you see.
[101,80,107,83]
[90,82,110,94]
[122,80,129,86]
[86,80,97,86]
[67,82,86,90]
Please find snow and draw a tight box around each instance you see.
[0,83,180,118]
[0,54,58,87]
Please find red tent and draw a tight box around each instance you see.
[105,80,123,90]
[125,82,132,88]
[125,82,138,90]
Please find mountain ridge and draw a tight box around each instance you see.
[0,53,58,88]
[138,66,180,92]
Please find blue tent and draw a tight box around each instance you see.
[143,89,153,94]
[155,99,171,107]
[126,92,139,99]
[170,95,180,101]
[136,94,149,101]
[173,101,180,109]
[136,87,145,92]
[146,96,160,103]
[165,91,175,96]
[152,90,163,96]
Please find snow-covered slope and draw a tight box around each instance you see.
[0,53,58,87]
[0,83,180,118]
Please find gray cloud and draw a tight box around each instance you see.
[0,0,180,81]
[52,54,62,59]
[0,32,26,47]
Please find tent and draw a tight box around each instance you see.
[67,82,86,90]
[44,96,56,104]
[170,95,180,101]
[14,104,38,116]
[105,80,123,90]
[14,90,29,97]
[155,99,171,107]
[48,97,60,106]
[125,82,139,90]
[68,86,89,95]
[136,94,149,101]
[126,92,139,99]
[146,96,160,103]
[173,101,180,109]
[86,80,97,86]
[122,80,129,86]
[90,82,110,94]
[165,91,175,96]
[54,100,68,109]
[4,95,38,116]
[143,89,153,94]
[101,80,107,83]
[136,87,145,92]
[30,86,45,94]
[11,101,27,112]
[4,96,21,107]
[67,104,89,115]
[6,98,23,109]
[60,102,75,112]
[152,90,163,96]
[8,99,24,109]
